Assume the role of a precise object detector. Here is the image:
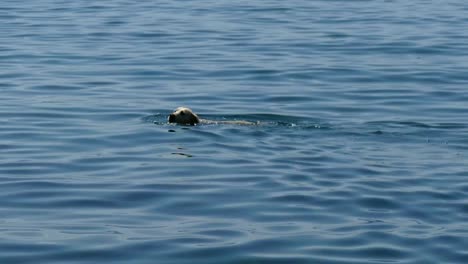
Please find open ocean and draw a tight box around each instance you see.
[1,1,468,263]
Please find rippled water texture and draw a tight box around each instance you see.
[1,1,468,263]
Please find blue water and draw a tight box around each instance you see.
[1,1,468,263]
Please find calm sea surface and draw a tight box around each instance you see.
[1,1,468,263]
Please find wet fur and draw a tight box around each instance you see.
[168,107,256,126]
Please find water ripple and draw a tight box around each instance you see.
[1,0,468,263]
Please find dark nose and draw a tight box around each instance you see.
[168,114,175,123]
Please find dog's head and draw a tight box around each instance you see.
[168,107,200,125]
